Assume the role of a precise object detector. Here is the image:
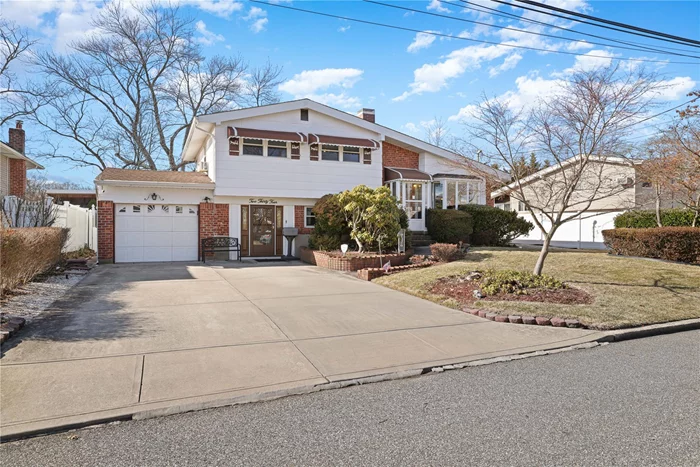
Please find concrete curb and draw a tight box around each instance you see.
[464,308,582,329]
[597,318,700,342]
[3,321,698,442]
[0,316,26,345]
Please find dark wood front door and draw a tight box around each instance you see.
[250,206,276,257]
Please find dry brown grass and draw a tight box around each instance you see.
[0,227,68,296]
[374,248,700,329]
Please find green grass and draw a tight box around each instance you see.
[375,248,700,329]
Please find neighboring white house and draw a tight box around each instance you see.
[95,99,508,263]
[491,156,683,249]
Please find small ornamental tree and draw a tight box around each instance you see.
[336,185,403,253]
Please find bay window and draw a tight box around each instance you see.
[432,179,485,209]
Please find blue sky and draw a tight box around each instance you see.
[2,0,699,185]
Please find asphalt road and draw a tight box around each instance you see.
[2,331,699,466]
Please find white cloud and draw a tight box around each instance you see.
[427,0,450,13]
[403,122,421,135]
[195,20,225,46]
[653,76,696,101]
[250,18,268,33]
[407,32,437,53]
[192,0,244,18]
[563,49,615,73]
[279,68,364,109]
[566,40,594,51]
[488,53,522,77]
[243,6,268,33]
[338,25,351,33]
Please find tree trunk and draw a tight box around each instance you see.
[655,192,662,227]
[533,234,553,276]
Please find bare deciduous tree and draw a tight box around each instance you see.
[463,65,662,275]
[28,2,277,172]
[0,19,47,128]
[244,60,284,107]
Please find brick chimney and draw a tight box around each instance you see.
[8,120,25,154]
[8,121,27,197]
[357,108,375,123]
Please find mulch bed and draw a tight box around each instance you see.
[429,276,593,306]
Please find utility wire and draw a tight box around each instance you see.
[512,0,700,47]
[249,0,700,65]
[362,0,700,59]
[449,0,700,55]
[487,0,700,49]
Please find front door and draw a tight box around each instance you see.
[405,182,425,231]
[250,206,276,256]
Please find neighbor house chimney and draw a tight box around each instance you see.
[8,120,25,154]
[358,108,375,123]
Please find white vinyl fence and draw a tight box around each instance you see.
[2,196,97,253]
[53,201,98,252]
[514,211,620,250]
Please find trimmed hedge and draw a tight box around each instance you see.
[1,227,69,295]
[458,204,533,246]
[602,227,700,264]
[614,209,697,229]
[426,208,473,244]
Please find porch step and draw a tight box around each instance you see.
[410,231,433,247]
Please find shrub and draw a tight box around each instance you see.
[458,204,533,246]
[479,269,564,296]
[602,227,700,264]
[613,209,697,229]
[309,194,349,251]
[426,209,473,243]
[430,243,465,262]
[0,227,69,295]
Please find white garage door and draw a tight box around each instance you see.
[115,204,199,262]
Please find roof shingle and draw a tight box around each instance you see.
[96,168,213,184]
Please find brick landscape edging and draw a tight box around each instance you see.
[300,247,411,272]
[357,261,436,281]
[0,315,26,345]
[464,308,583,329]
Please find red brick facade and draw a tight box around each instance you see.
[9,159,26,197]
[8,122,25,155]
[199,202,229,257]
[382,142,419,183]
[294,205,314,234]
[97,201,114,263]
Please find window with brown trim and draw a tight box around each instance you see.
[242,138,264,156]
[321,144,340,161]
[343,146,360,163]
[267,140,288,158]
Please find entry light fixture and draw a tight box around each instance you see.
[144,192,164,201]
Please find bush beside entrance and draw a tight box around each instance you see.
[426,209,473,243]
[614,209,697,229]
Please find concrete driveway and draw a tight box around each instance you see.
[1,262,603,438]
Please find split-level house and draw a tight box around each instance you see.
[0,121,44,198]
[95,99,506,263]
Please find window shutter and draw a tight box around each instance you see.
[291,142,301,160]
[363,148,372,165]
[240,205,249,256]
[229,137,240,156]
[310,144,319,161]
[275,206,284,255]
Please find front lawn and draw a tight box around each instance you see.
[374,248,700,329]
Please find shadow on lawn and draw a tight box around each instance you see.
[463,252,493,263]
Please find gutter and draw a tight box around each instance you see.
[95,180,215,190]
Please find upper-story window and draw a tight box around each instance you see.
[320,144,361,162]
[343,146,360,163]
[242,138,264,156]
[321,144,340,161]
[267,140,288,158]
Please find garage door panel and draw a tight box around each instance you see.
[144,217,175,232]
[173,217,198,232]
[115,204,199,263]
[173,247,198,261]
[172,231,196,247]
